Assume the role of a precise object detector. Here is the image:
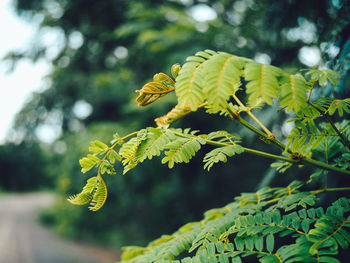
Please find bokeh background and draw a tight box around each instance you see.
[0,0,349,262]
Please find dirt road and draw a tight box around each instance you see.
[0,193,120,263]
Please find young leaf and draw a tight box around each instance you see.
[67,176,98,205]
[327,99,350,117]
[203,145,244,171]
[136,128,173,162]
[303,68,340,86]
[89,140,109,155]
[79,154,101,173]
[100,160,116,175]
[162,136,206,168]
[89,175,108,211]
[136,79,175,107]
[171,64,181,79]
[107,149,122,164]
[207,130,240,142]
[155,105,192,127]
[119,136,142,174]
[119,128,174,173]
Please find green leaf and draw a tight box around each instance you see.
[327,99,350,117]
[162,135,205,168]
[107,149,122,164]
[100,160,115,175]
[175,50,216,110]
[301,218,311,233]
[279,75,307,113]
[67,176,97,205]
[203,145,244,171]
[198,249,209,263]
[207,130,240,141]
[203,53,244,112]
[333,232,348,249]
[234,237,244,251]
[255,236,264,251]
[218,254,229,263]
[79,154,100,173]
[245,62,282,106]
[339,228,350,243]
[89,174,108,211]
[231,257,242,263]
[304,68,340,86]
[121,246,148,261]
[266,234,274,253]
[270,161,292,173]
[272,210,281,225]
[119,136,141,174]
[89,140,108,155]
[319,256,340,263]
[259,255,280,263]
[136,128,173,162]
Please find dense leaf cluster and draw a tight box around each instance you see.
[68,50,350,261]
[5,0,350,251]
[119,182,350,263]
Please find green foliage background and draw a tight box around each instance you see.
[3,0,350,251]
[0,141,53,191]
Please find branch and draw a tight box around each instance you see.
[307,84,350,150]
[226,105,291,152]
[232,94,274,137]
[170,129,350,176]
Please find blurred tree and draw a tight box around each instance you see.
[0,141,53,191]
[7,0,349,141]
[5,0,350,247]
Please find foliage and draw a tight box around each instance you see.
[119,184,350,263]
[0,141,53,191]
[7,0,350,141]
[68,50,350,261]
[6,0,350,252]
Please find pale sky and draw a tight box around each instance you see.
[0,0,50,144]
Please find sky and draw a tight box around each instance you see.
[0,0,50,144]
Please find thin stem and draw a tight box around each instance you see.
[232,94,274,137]
[228,96,350,174]
[266,186,350,207]
[311,187,350,195]
[243,147,350,175]
[175,130,295,163]
[236,116,268,138]
[228,95,291,153]
[300,158,350,175]
[100,131,139,167]
[170,128,350,175]
[266,198,280,204]
[113,121,350,176]
[308,101,350,150]
[325,139,329,190]
[120,131,139,142]
[236,115,290,152]
[306,80,315,103]
[155,103,208,127]
[243,147,300,163]
[341,126,350,134]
